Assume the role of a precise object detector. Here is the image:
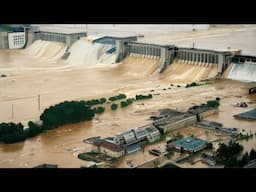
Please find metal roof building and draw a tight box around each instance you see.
[169,136,208,153]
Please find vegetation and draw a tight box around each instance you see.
[99,98,107,104]
[0,122,26,143]
[40,100,95,130]
[189,98,220,111]
[108,94,127,102]
[120,98,134,108]
[135,94,153,100]
[206,142,213,149]
[0,121,44,144]
[0,92,153,144]
[1,74,7,78]
[94,106,105,114]
[185,82,199,88]
[227,148,256,168]
[206,99,220,108]
[111,103,118,110]
[214,141,244,167]
[25,121,43,138]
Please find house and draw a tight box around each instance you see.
[92,140,125,158]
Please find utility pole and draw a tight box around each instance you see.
[11,104,14,120]
[38,94,41,112]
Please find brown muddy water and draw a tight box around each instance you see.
[0,26,256,168]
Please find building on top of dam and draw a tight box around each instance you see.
[0,25,88,50]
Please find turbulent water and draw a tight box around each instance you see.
[0,25,256,168]
[159,59,218,83]
[67,39,117,66]
[23,40,66,59]
[228,63,256,82]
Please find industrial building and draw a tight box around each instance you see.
[114,125,160,146]
[168,136,208,153]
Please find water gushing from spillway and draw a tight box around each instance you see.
[228,63,256,82]
[67,39,117,66]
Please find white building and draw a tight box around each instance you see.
[8,32,26,49]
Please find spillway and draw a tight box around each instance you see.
[228,63,256,82]
[159,59,218,83]
[66,39,117,66]
[23,40,66,59]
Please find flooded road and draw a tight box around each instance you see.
[0,25,256,167]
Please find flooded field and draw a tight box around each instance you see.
[0,25,256,168]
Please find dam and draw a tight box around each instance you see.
[1,24,255,82]
[0,25,256,168]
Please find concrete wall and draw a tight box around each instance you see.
[0,31,9,48]
[116,41,175,72]
[177,47,234,75]
[25,31,35,48]
[116,41,236,74]
[28,31,87,50]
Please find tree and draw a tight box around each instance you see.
[111,103,118,110]
[25,121,43,138]
[40,100,95,130]
[206,142,213,149]
[99,98,106,104]
[239,152,250,167]
[0,122,26,143]
[249,149,256,160]
[121,101,128,108]
[94,106,105,114]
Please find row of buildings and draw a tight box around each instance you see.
[88,104,220,159]
[90,125,161,158]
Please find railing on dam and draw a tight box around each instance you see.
[29,31,87,49]
[127,42,166,58]
[176,48,220,64]
[232,55,256,64]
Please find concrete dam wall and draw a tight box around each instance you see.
[116,41,175,73]
[116,40,236,81]
[0,31,9,49]
[27,31,87,49]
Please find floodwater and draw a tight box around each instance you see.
[0,25,256,168]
